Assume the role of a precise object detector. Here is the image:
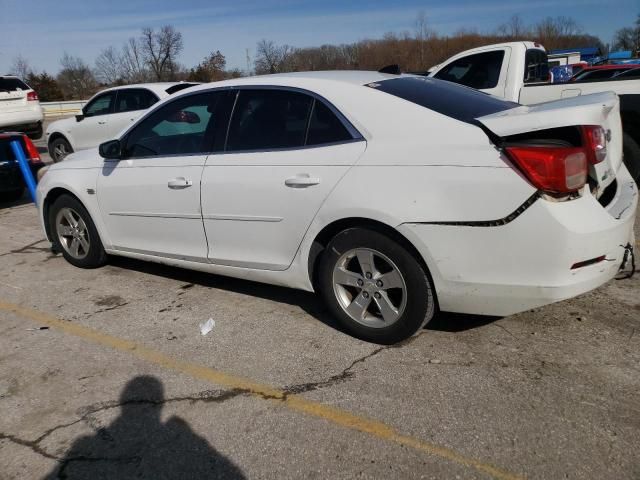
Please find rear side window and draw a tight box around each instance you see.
[434,51,505,89]
[0,77,30,92]
[575,69,627,82]
[226,90,313,151]
[306,101,352,145]
[367,76,518,124]
[524,49,549,84]
[115,89,159,113]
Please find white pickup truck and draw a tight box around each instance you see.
[428,41,640,183]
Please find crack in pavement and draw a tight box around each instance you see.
[0,388,243,464]
[282,332,427,397]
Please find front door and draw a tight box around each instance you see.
[97,90,228,261]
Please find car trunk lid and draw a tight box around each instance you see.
[476,91,622,194]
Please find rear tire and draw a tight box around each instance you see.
[49,137,73,163]
[622,132,640,185]
[48,194,107,268]
[318,227,436,344]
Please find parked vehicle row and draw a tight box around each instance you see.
[0,76,44,140]
[45,82,198,162]
[427,41,640,183]
[36,72,637,344]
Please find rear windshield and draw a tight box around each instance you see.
[366,76,518,124]
[0,77,30,92]
[524,49,549,84]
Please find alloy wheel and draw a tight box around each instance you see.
[55,207,90,259]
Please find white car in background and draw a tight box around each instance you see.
[0,76,44,139]
[36,72,637,344]
[46,82,198,162]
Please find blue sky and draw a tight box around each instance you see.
[1,0,637,75]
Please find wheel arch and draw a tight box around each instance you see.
[307,217,438,307]
[42,187,85,242]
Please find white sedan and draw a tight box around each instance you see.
[36,72,637,344]
[45,82,198,162]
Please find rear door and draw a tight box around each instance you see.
[108,88,160,139]
[73,91,116,150]
[201,88,366,270]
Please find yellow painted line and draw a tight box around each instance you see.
[0,300,522,480]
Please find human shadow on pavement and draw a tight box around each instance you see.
[43,375,245,480]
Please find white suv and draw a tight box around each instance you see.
[0,76,44,139]
[46,82,198,162]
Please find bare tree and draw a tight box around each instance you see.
[11,55,32,79]
[140,25,184,81]
[414,11,432,67]
[121,37,150,83]
[56,53,98,100]
[95,46,122,85]
[254,39,295,74]
[497,14,528,38]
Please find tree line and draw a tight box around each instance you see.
[10,13,639,102]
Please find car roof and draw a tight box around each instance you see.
[99,82,194,97]
[186,70,404,93]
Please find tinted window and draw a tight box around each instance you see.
[434,50,505,89]
[367,76,518,124]
[306,101,352,145]
[524,49,549,84]
[84,93,115,117]
[124,91,228,158]
[226,90,313,151]
[115,89,158,113]
[0,77,30,91]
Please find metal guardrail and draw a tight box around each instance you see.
[41,100,87,117]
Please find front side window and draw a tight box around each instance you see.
[84,93,115,117]
[114,89,159,113]
[434,50,505,90]
[226,90,313,151]
[123,91,228,158]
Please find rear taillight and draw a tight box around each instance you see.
[581,125,607,165]
[26,91,38,101]
[505,146,587,194]
[22,134,42,164]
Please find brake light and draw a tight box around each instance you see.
[581,126,607,165]
[505,146,587,194]
[21,134,42,163]
[27,91,38,101]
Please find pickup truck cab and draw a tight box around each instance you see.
[428,41,640,182]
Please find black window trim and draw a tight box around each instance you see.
[113,88,160,114]
[117,85,364,160]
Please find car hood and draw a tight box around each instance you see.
[50,147,103,170]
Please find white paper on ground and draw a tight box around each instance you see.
[199,318,215,336]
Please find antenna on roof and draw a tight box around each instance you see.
[378,64,401,75]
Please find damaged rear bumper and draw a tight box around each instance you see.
[398,164,638,317]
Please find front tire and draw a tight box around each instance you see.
[318,227,436,344]
[49,137,73,163]
[48,195,107,268]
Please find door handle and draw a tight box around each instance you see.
[285,174,321,188]
[168,177,193,189]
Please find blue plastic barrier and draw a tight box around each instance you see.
[9,139,37,203]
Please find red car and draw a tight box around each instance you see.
[569,65,640,82]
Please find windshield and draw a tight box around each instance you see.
[366,76,518,124]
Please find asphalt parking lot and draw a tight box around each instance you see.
[0,128,639,479]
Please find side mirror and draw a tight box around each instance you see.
[75,114,85,122]
[99,139,122,160]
